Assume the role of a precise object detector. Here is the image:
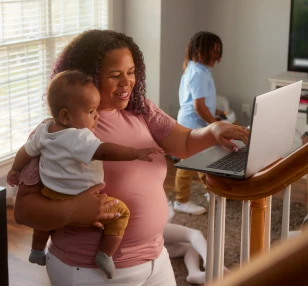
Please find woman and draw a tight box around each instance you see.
[14,29,249,286]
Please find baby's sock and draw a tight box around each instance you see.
[29,249,46,266]
[95,251,115,279]
[186,271,206,285]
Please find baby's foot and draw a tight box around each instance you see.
[95,251,115,279]
[29,249,46,266]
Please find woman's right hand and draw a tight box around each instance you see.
[15,181,120,231]
[210,122,249,151]
[68,183,120,229]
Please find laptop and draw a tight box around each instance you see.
[175,80,303,179]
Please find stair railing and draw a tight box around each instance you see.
[204,143,308,284]
[210,227,308,286]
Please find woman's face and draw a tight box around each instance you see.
[98,48,136,111]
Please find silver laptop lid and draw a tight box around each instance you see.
[245,80,302,177]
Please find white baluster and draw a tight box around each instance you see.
[240,200,250,265]
[219,197,226,279]
[281,185,291,240]
[213,196,225,279]
[205,191,216,283]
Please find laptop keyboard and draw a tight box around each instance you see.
[206,146,248,172]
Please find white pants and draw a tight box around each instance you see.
[46,247,176,286]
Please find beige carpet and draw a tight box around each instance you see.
[166,181,306,286]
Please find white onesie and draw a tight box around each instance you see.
[25,121,103,195]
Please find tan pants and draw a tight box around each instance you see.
[174,163,207,203]
[41,187,130,236]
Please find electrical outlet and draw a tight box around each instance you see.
[241,103,250,118]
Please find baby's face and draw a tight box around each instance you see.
[68,83,100,131]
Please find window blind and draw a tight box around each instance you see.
[0,0,109,162]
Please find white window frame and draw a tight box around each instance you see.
[0,0,110,169]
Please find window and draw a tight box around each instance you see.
[0,0,109,162]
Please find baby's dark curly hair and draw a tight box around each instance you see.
[47,70,94,119]
[183,31,223,71]
[51,30,147,114]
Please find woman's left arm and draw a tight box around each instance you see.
[161,122,249,159]
[143,99,249,159]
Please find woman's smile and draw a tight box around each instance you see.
[114,91,130,100]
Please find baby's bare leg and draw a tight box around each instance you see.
[29,229,50,266]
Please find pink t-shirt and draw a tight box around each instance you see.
[20,100,176,268]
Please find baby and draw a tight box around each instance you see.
[7,70,163,279]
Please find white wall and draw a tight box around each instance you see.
[114,0,200,116]
[123,0,162,106]
[109,0,124,32]
[198,0,291,125]
[113,0,292,125]
[160,0,200,118]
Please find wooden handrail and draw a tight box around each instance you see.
[206,143,308,200]
[209,228,308,286]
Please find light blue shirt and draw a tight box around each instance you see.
[177,61,216,128]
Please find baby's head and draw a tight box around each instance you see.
[47,70,100,131]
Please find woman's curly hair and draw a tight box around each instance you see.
[51,30,147,114]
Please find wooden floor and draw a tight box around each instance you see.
[7,156,307,285]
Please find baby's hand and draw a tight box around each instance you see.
[7,169,20,187]
[137,147,164,162]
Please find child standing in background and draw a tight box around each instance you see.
[174,31,225,215]
[7,70,163,279]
